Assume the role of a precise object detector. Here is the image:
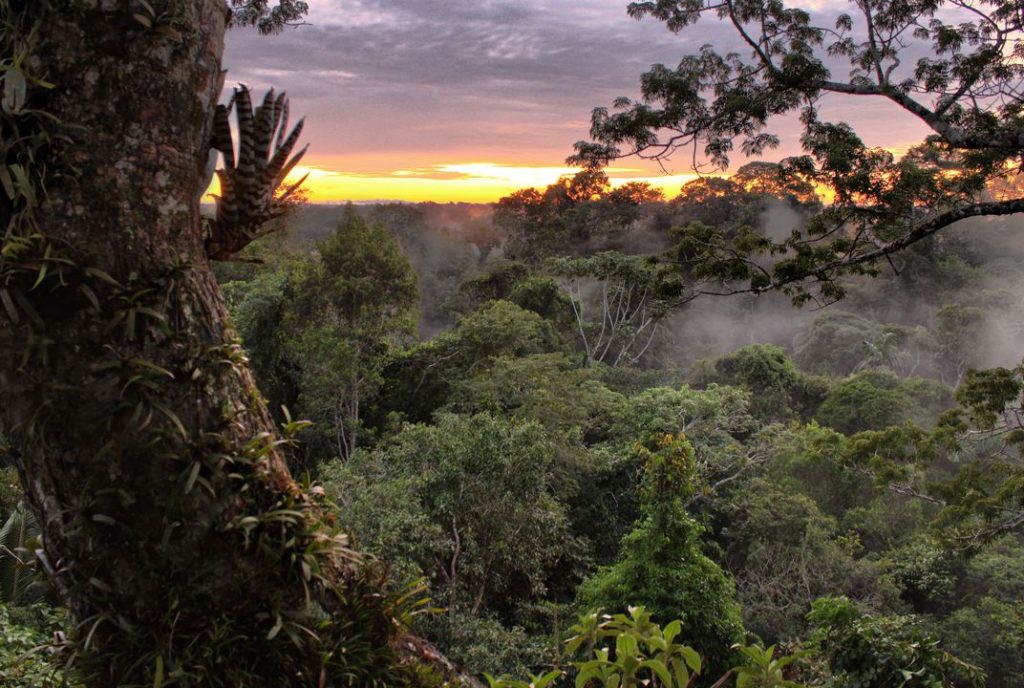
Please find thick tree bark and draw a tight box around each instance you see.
[0,2,405,685]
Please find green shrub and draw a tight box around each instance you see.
[578,434,744,679]
[0,603,69,687]
[808,597,982,688]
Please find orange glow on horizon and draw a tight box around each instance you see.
[202,161,854,206]
[205,162,701,204]
[202,159,865,206]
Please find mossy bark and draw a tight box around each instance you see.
[0,2,402,685]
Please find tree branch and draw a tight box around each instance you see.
[756,197,1024,292]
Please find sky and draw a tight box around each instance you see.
[220,0,934,203]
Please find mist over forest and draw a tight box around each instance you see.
[269,196,1024,374]
[200,171,1024,686]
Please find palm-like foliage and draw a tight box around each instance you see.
[0,500,41,605]
[207,85,307,260]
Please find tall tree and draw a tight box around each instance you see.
[285,205,418,462]
[578,433,745,682]
[548,251,685,367]
[0,2,415,685]
[573,0,1024,303]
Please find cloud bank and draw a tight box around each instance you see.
[221,0,932,200]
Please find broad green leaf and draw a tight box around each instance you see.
[680,646,701,674]
[576,664,600,688]
[663,620,682,645]
[670,657,690,688]
[640,658,672,687]
[531,670,563,687]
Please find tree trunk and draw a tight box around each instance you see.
[0,2,403,685]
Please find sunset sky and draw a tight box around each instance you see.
[220,0,934,203]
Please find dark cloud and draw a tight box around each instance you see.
[220,1,932,175]
[222,1,742,165]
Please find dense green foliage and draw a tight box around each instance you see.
[578,434,745,679]
[223,204,418,466]
[196,180,1024,685]
[808,597,984,688]
[0,604,68,687]
[12,182,1024,685]
[6,0,1024,684]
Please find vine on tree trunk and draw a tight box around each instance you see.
[0,2,445,685]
